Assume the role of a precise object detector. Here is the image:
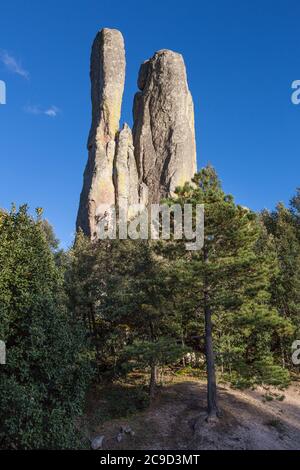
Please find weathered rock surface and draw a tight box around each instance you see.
[120,425,135,436]
[76,28,126,238]
[91,435,104,450]
[77,29,197,237]
[114,124,139,220]
[132,49,197,204]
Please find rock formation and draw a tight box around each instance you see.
[76,28,197,238]
[133,50,197,204]
[114,123,139,220]
[76,28,125,238]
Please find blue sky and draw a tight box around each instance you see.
[0,0,300,248]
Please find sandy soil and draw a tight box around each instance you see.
[85,378,300,450]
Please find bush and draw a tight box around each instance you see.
[0,207,92,449]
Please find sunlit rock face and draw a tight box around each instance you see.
[76,29,197,238]
[133,49,197,205]
[114,123,139,219]
[76,28,126,239]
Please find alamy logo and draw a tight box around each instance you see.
[291,80,300,105]
[0,341,6,364]
[96,202,205,251]
[0,80,6,105]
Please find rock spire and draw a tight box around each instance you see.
[77,28,197,238]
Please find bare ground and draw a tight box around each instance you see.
[83,377,300,450]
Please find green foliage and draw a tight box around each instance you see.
[162,166,291,388]
[67,237,188,392]
[2,165,300,447]
[121,337,188,373]
[0,206,92,449]
[262,202,300,369]
[254,357,290,387]
[68,166,297,402]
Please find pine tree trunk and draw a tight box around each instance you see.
[204,300,219,421]
[149,363,157,402]
[149,320,158,402]
[203,244,220,421]
[182,334,186,367]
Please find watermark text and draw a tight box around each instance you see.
[96,202,204,251]
[0,80,6,105]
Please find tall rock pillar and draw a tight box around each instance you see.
[133,49,197,204]
[77,30,198,239]
[76,28,126,238]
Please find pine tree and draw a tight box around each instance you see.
[68,237,186,400]
[164,166,290,420]
[101,241,186,400]
[262,202,300,367]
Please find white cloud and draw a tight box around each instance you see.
[0,50,29,80]
[44,106,60,117]
[24,104,60,118]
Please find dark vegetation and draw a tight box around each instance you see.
[1,166,300,447]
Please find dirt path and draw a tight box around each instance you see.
[87,379,300,450]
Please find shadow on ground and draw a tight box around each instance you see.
[81,379,300,450]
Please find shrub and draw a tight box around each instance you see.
[0,206,92,449]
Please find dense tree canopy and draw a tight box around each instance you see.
[1,167,300,447]
[0,206,92,449]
